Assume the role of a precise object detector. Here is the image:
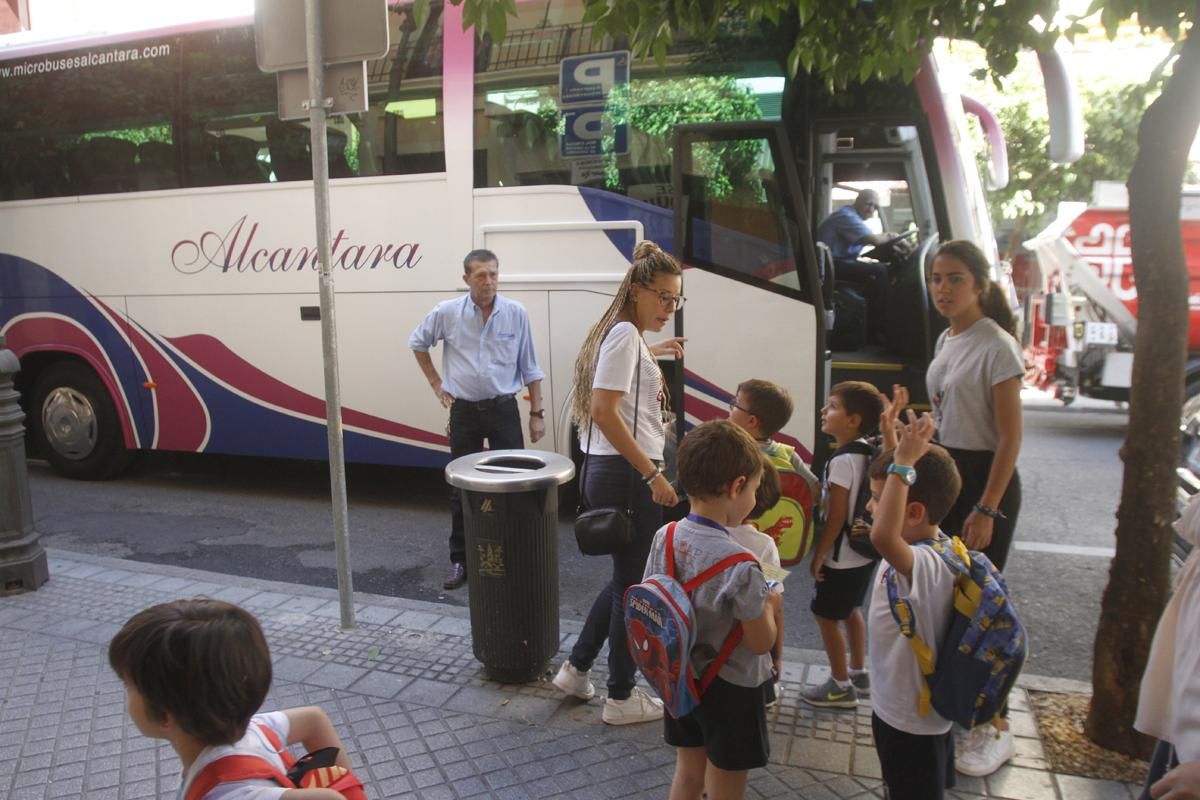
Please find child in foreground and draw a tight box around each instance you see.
[866,412,963,800]
[645,420,782,800]
[109,599,358,799]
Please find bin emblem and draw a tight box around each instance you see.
[477,543,506,577]
[480,499,496,513]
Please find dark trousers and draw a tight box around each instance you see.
[569,454,662,701]
[448,395,523,565]
[872,713,955,800]
[1139,741,1178,800]
[941,448,1021,573]
[835,258,890,342]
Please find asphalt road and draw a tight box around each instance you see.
[25,389,1129,681]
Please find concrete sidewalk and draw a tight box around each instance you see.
[0,551,1136,800]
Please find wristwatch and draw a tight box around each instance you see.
[529,409,545,419]
[887,463,917,485]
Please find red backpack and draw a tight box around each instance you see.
[184,722,367,800]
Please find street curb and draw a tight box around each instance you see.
[45,547,1094,694]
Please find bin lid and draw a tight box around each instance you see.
[445,449,576,493]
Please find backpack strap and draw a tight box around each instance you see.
[827,440,875,561]
[184,723,296,800]
[885,535,972,717]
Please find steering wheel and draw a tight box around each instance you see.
[865,228,920,264]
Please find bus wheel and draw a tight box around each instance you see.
[31,362,133,480]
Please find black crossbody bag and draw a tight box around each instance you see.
[574,339,643,556]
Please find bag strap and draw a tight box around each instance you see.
[579,327,643,513]
[665,522,761,696]
[185,724,296,800]
[828,441,874,561]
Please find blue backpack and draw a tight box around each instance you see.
[623,522,759,719]
[885,534,1027,730]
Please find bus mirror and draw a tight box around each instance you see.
[961,95,1009,191]
[1037,47,1085,165]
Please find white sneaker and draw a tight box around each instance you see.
[955,724,1015,777]
[602,687,664,725]
[551,661,595,700]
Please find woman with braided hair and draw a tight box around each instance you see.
[551,240,687,725]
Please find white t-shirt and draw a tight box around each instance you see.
[177,712,291,800]
[1137,496,1200,760]
[728,523,784,593]
[581,321,665,459]
[926,317,1023,452]
[821,444,874,570]
[868,544,958,736]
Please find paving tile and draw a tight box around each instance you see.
[355,605,402,626]
[272,655,323,683]
[397,678,460,708]
[304,662,368,690]
[787,739,851,773]
[397,610,442,630]
[987,764,1058,800]
[1055,774,1136,800]
[348,670,413,699]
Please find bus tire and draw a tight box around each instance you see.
[31,361,134,480]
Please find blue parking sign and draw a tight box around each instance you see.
[560,51,629,105]
[561,106,628,158]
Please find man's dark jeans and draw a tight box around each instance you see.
[448,395,523,565]
[835,257,890,343]
[568,454,662,701]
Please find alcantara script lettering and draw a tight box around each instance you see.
[171,216,423,275]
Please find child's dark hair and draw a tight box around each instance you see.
[831,380,885,436]
[736,379,794,437]
[679,420,764,499]
[868,445,962,525]
[934,240,1016,337]
[750,457,781,520]
[108,599,272,746]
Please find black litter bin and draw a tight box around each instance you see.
[445,449,575,683]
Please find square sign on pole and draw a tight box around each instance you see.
[559,51,629,105]
[277,62,368,121]
[255,0,388,72]
[560,106,629,158]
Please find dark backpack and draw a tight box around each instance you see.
[885,535,1027,729]
[821,440,880,561]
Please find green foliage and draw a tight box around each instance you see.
[981,82,1153,232]
[77,125,172,147]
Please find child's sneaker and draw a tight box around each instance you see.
[602,688,664,725]
[551,661,595,700]
[849,671,871,697]
[955,724,1015,777]
[799,677,858,709]
[765,682,784,709]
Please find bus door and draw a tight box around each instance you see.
[813,122,938,405]
[671,121,824,463]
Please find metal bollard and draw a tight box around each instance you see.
[0,335,49,595]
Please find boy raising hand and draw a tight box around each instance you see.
[866,412,964,800]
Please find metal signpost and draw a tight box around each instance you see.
[254,0,388,629]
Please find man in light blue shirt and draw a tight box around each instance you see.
[410,249,545,589]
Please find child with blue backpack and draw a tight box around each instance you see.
[865,411,963,800]
[641,419,781,800]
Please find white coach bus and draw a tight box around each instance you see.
[0,1,1053,480]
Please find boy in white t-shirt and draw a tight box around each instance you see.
[866,412,963,800]
[728,459,787,701]
[108,599,357,800]
[801,381,883,710]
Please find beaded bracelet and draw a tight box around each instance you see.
[974,502,1007,520]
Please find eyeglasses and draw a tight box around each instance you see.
[641,287,687,309]
[729,400,752,415]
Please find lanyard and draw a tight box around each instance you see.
[686,513,727,533]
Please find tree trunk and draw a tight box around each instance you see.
[1084,21,1200,758]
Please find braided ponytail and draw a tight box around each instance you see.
[571,241,682,427]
